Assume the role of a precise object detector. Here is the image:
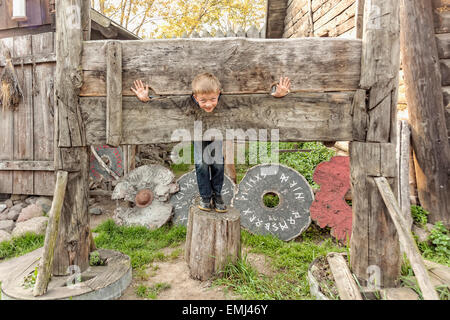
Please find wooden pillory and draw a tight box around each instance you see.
[7,0,438,299]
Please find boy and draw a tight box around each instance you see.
[131,73,291,213]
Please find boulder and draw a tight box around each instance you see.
[0,203,7,213]
[17,204,44,223]
[24,196,39,205]
[7,209,20,221]
[5,199,13,208]
[0,220,15,233]
[89,207,103,215]
[0,209,10,221]
[11,216,48,238]
[0,230,12,243]
[35,197,53,214]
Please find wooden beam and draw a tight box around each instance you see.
[350,0,402,288]
[80,92,355,145]
[53,0,91,276]
[400,0,450,226]
[0,161,54,171]
[374,176,439,300]
[80,38,362,96]
[397,120,412,230]
[33,171,68,297]
[106,41,122,147]
[327,252,363,300]
[0,52,56,67]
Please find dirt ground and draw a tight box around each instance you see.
[89,196,276,300]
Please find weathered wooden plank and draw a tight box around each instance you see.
[106,41,122,147]
[327,252,363,300]
[355,0,365,39]
[397,120,412,230]
[81,38,362,96]
[436,33,450,59]
[351,89,368,141]
[32,32,56,196]
[0,37,14,193]
[0,52,56,67]
[13,34,34,195]
[0,161,53,171]
[400,0,450,226]
[80,92,355,145]
[366,93,392,143]
[53,0,91,276]
[313,0,355,36]
[433,6,450,34]
[33,171,68,297]
[374,176,440,300]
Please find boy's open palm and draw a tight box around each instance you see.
[131,79,150,102]
[271,76,291,98]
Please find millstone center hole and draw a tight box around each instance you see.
[263,192,280,208]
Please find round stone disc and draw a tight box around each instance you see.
[170,169,236,226]
[233,164,314,241]
[90,145,124,180]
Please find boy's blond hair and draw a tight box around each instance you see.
[192,73,221,95]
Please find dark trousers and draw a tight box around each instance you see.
[193,140,224,201]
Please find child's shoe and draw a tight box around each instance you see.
[213,195,228,213]
[198,198,213,212]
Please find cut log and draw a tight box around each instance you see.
[33,171,68,297]
[327,252,363,300]
[185,206,241,281]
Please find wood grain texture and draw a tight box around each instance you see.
[400,0,450,226]
[106,41,122,147]
[374,177,439,300]
[80,38,362,96]
[80,92,355,145]
[327,252,362,300]
[32,32,56,196]
[185,206,241,281]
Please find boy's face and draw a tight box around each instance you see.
[194,92,220,113]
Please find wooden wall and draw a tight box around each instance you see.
[433,0,450,144]
[0,0,53,30]
[0,32,56,196]
[283,0,360,39]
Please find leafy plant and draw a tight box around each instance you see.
[22,266,38,289]
[411,205,430,227]
[429,222,450,259]
[135,283,171,299]
[89,250,106,266]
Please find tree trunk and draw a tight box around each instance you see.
[399,0,450,227]
[185,206,241,281]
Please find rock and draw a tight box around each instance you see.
[24,196,38,205]
[17,204,44,223]
[89,207,103,215]
[35,197,53,214]
[11,216,48,238]
[114,202,173,230]
[0,220,15,233]
[5,199,13,208]
[7,209,20,221]
[89,198,96,206]
[0,230,12,243]
[0,210,10,221]
[10,202,25,212]
[425,223,435,232]
[412,224,430,243]
[13,200,24,205]
[9,194,24,201]
[0,203,7,213]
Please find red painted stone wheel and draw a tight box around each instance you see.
[310,156,352,242]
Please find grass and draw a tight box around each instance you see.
[135,282,171,299]
[0,233,45,261]
[92,219,187,269]
[213,226,345,300]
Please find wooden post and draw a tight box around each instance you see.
[106,41,122,147]
[33,171,68,297]
[397,120,412,230]
[350,0,402,288]
[327,253,363,300]
[374,177,439,300]
[185,206,241,281]
[52,0,92,275]
[399,0,450,227]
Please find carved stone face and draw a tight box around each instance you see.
[193,92,220,113]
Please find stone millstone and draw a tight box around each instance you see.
[233,164,314,241]
[112,164,178,229]
[169,169,236,226]
[309,156,352,242]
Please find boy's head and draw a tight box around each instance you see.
[192,73,221,113]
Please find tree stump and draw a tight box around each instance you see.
[185,206,241,281]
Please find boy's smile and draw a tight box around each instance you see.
[194,92,220,113]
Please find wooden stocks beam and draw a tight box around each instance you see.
[399,0,450,227]
[350,0,402,288]
[53,0,92,276]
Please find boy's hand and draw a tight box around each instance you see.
[131,79,150,102]
[271,76,291,98]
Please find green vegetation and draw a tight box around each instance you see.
[411,205,430,227]
[22,266,38,289]
[0,233,44,261]
[262,192,280,208]
[89,250,106,266]
[417,222,450,267]
[213,228,345,300]
[93,219,186,269]
[135,282,171,299]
